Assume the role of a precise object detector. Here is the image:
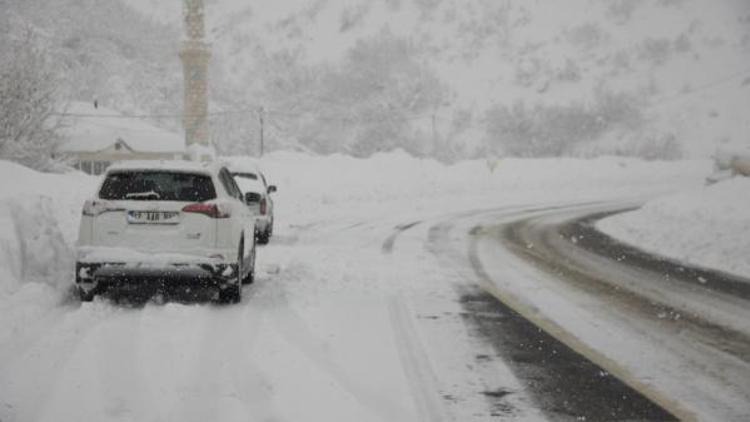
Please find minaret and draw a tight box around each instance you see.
[180,0,213,161]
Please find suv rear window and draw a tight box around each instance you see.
[99,171,216,202]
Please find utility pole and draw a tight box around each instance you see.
[432,106,440,157]
[431,112,437,147]
[258,106,265,157]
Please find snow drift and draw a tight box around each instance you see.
[599,177,750,279]
[0,161,96,299]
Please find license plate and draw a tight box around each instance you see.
[127,211,180,225]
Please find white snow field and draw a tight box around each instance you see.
[0,153,719,421]
[599,176,750,279]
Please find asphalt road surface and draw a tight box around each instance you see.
[438,202,750,421]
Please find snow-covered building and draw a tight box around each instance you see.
[59,102,185,175]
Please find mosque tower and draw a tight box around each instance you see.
[180,0,213,161]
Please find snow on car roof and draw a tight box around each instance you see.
[106,160,222,174]
[222,157,263,173]
[234,175,265,194]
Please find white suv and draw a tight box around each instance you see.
[229,163,276,244]
[75,161,256,303]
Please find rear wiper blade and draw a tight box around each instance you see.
[125,191,160,199]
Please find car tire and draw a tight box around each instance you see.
[257,229,270,245]
[220,242,243,304]
[78,286,95,302]
[220,282,241,304]
[242,242,255,285]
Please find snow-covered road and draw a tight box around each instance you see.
[0,202,705,422]
[464,204,750,421]
[0,208,548,422]
[4,153,739,421]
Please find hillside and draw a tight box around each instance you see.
[4,0,747,161]
[7,0,181,113]
[125,0,749,159]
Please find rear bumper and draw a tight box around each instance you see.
[75,261,238,293]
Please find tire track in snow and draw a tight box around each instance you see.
[264,282,415,422]
[0,303,119,422]
[381,221,422,254]
[504,211,750,362]
[387,296,451,422]
[378,213,540,421]
[22,292,282,422]
[234,289,284,422]
[463,249,680,421]
[568,211,750,301]
[495,208,750,420]
[423,205,685,421]
[163,301,281,422]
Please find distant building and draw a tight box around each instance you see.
[59,102,185,175]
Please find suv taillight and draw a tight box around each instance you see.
[259,198,267,215]
[182,203,231,219]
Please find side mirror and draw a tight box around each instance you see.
[267,185,277,194]
[244,192,261,204]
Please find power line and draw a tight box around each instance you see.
[648,66,750,108]
[51,100,444,122]
[51,107,261,119]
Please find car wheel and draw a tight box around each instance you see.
[257,229,270,245]
[220,242,243,304]
[242,242,255,285]
[78,286,95,302]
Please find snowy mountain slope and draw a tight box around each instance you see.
[2,0,183,126]
[124,0,750,157]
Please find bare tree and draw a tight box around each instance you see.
[0,25,63,170]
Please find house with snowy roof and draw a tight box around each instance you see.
[59,102,185,175]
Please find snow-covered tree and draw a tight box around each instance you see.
[0,23,63,170]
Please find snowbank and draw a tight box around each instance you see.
[598,177,750,279]
[0,153,710,300]
[0,160,97,299]
[243,151,710,225]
